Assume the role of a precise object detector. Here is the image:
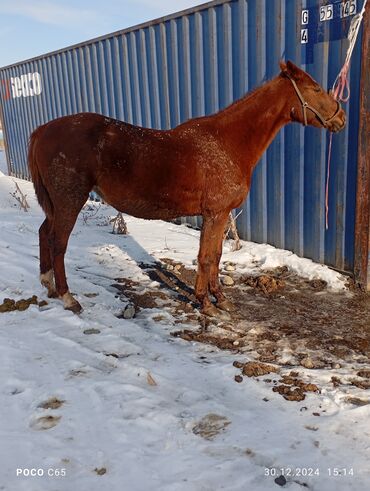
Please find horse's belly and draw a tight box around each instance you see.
[105,193,201,221]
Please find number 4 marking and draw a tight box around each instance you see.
[301,29,308,44]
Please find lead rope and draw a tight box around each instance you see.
[325,0,368,229]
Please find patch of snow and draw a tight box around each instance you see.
[0,172,367,491]
[226,241,347,290]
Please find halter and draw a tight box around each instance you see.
[286,73,341,128]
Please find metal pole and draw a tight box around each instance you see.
[354,0,370,291]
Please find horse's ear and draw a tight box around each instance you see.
[286,60,303,80]
[279,60,287,73]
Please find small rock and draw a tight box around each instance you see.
[222,275,234,286]
[234,375,243,383]
[174,264,182,272]
[225,264,236,272]
[192,259,198,266]
[122,304,135,319]
[331,363,341,369]
[94,467,107,476]
[166,264,174,271]
[83,328,101,335]
[232,340,240,346]
[274,475,287,486]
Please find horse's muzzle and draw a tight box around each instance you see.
[326,108,346,133]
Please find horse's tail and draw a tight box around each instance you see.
[28,126,53,219]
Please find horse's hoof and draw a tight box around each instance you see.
[62,292,82,314]
[202,304,231,321]
[216,299,235,312]
[65,302,83,314]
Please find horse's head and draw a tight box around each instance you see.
[279,60,346,133]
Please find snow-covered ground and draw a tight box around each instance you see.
[0,168,368,491]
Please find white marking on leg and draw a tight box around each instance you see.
[40,270,56,293]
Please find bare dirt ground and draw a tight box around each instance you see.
[112,259,370,403]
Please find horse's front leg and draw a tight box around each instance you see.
[208,235,235,313]
[195,213,230,317]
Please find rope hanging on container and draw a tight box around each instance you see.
[325,0,368,229]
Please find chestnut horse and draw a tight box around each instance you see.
[29,61,345,316]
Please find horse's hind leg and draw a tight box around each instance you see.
[50,200,87,313]
[39,218,57,298]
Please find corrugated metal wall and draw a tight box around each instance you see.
[0,0,366,275]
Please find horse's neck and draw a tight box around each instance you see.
[216,76,291,168]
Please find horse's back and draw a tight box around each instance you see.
[28,112,238,220]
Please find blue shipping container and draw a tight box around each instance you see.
[0,0,369,286]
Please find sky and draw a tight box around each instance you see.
[0,0,205,68]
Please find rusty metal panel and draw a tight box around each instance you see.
[0,0,367,278]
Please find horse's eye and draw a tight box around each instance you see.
[314,87,321,93]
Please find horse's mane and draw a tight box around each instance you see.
[217,73,283,115]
